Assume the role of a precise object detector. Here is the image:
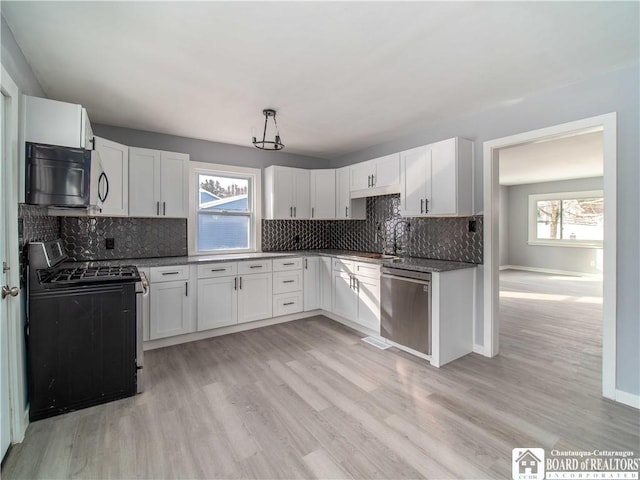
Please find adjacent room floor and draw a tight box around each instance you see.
[3,271,638,479]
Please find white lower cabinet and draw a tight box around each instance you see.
[238,272,273,323]
[320,257,333,311]
[332,271,357,320]
[197,276,238,330]
[354,274,380,331]
[149,276,195,340]
[303,257,320,311]
[331,261,380,333]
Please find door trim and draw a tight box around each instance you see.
[482,113,617,400]
[1,65,28,444]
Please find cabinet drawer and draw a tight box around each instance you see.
[273,257,303,271]
[355,262,381,279]
[197,262,237,279]
[273,270,303,294]
[150,265,189,283]
[333,258,354,273]
[273,292,303,317]
[238,260,272,274]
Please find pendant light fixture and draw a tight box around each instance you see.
[252,109,284,151]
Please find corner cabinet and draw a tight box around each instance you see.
[94,137,129,216]
[129,148,189,218]
[350,153,401,198]
[335,166,365,220]
[400,137,473,217]
[264,166,310,219]
[309,170,336,219]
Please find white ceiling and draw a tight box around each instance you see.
[499,130,603,186]
[2,2,638,159]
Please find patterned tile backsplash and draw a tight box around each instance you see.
[60,217,188,260]
[263,194,483,264]
[19,204,61,247]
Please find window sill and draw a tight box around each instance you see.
[527,241,603,249]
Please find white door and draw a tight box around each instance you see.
[309,170,336,219]
[197,276,238,331]
[129,147,161,217]
[350,161,372,191]
[95,137,129,216]
[292,169,310,219]
[160,151,189,218]
[303,257,320,311]
[150,281,192,339]
[372,153,400,188]
[1,67,24,457]
[237,273,272,323]
[400,145,429,216]
[355,275,380,332]
[428,138,457,215]
[332,271,356,321]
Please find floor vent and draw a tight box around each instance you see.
[362,336,391,350]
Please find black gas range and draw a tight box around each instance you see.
[26,240,147,421]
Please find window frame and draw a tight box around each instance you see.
[188,161,262,256]
[527,190,603,248]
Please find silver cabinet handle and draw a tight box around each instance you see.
[283,302,295,306]
[425,199,429,213]
[162,271,180,275]
[371,174,375,187]
[156,201,160,216]
[211,268,226,272]
[239,277,242,289]
[367,175,371,187]
[345,206,349,218]
[283,280,295,284]
[311,207,314,218]
[249,265,263,269]
[290,206,293,217]
[163,201,166,216]
[283,262,295,266]
[294,206,296,217]
[185,282,188,296]
[304,258,308,269]
[420,199,424,214]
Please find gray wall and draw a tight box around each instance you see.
[1,15,44,96]
[93,124,329,170]
[504,177,603,274]
[331,62,640,397]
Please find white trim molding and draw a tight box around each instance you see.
[500,265,602,278]
[483,113,617,401]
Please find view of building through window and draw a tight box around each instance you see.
[197,174,252,251]
[536,197,603,241]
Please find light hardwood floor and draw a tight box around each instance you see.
[3,270,638,479]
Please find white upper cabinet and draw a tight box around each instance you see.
[335,166,366,220]
[93,137,129,217]
[129,147,189,218]
[264,166,310,219]
[350,153,401,198]
[400,137,473,217]
[309,169,336,219]
[23,95,94,150]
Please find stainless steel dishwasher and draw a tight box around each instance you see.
[380,266,432,355]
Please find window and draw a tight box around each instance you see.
[528,190,603,247]
[189,163,261,255]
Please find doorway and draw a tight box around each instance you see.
[1,65,27,460]
[482,113,617,401]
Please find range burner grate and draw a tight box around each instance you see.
[45,266,139,284]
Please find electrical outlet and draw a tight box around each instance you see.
[105,238,115,249]
[468,219,477,232]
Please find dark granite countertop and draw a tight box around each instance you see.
[65,250,478,273]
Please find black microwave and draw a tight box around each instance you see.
[25,142,92,207]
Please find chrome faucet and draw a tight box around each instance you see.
[392,220,411,256]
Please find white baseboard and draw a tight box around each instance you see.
[322,311,379,338]
[144,310,322,350]
[615,389,640,409]
[500,265,601,278]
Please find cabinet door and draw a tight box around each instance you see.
[428,138,457,216]
[400,146,429,216]
[309,170,336,219]
[197,276,238,331]
[336,166,351,219]
[292,169,310,219]
[350,161,372,191]
[372,153,400,188]
[149,280,193,339]
[332,271,356,321]
[303,257,320,311]
[129,148,161,217]
[237,273,273,323]
[355,275,380,332]
[274,167,294,219]
[160,151,189,218]
[95,137,129,216]
[24,95,84,148]
[320,257,333,311]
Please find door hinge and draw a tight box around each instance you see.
[2,262,9,274]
